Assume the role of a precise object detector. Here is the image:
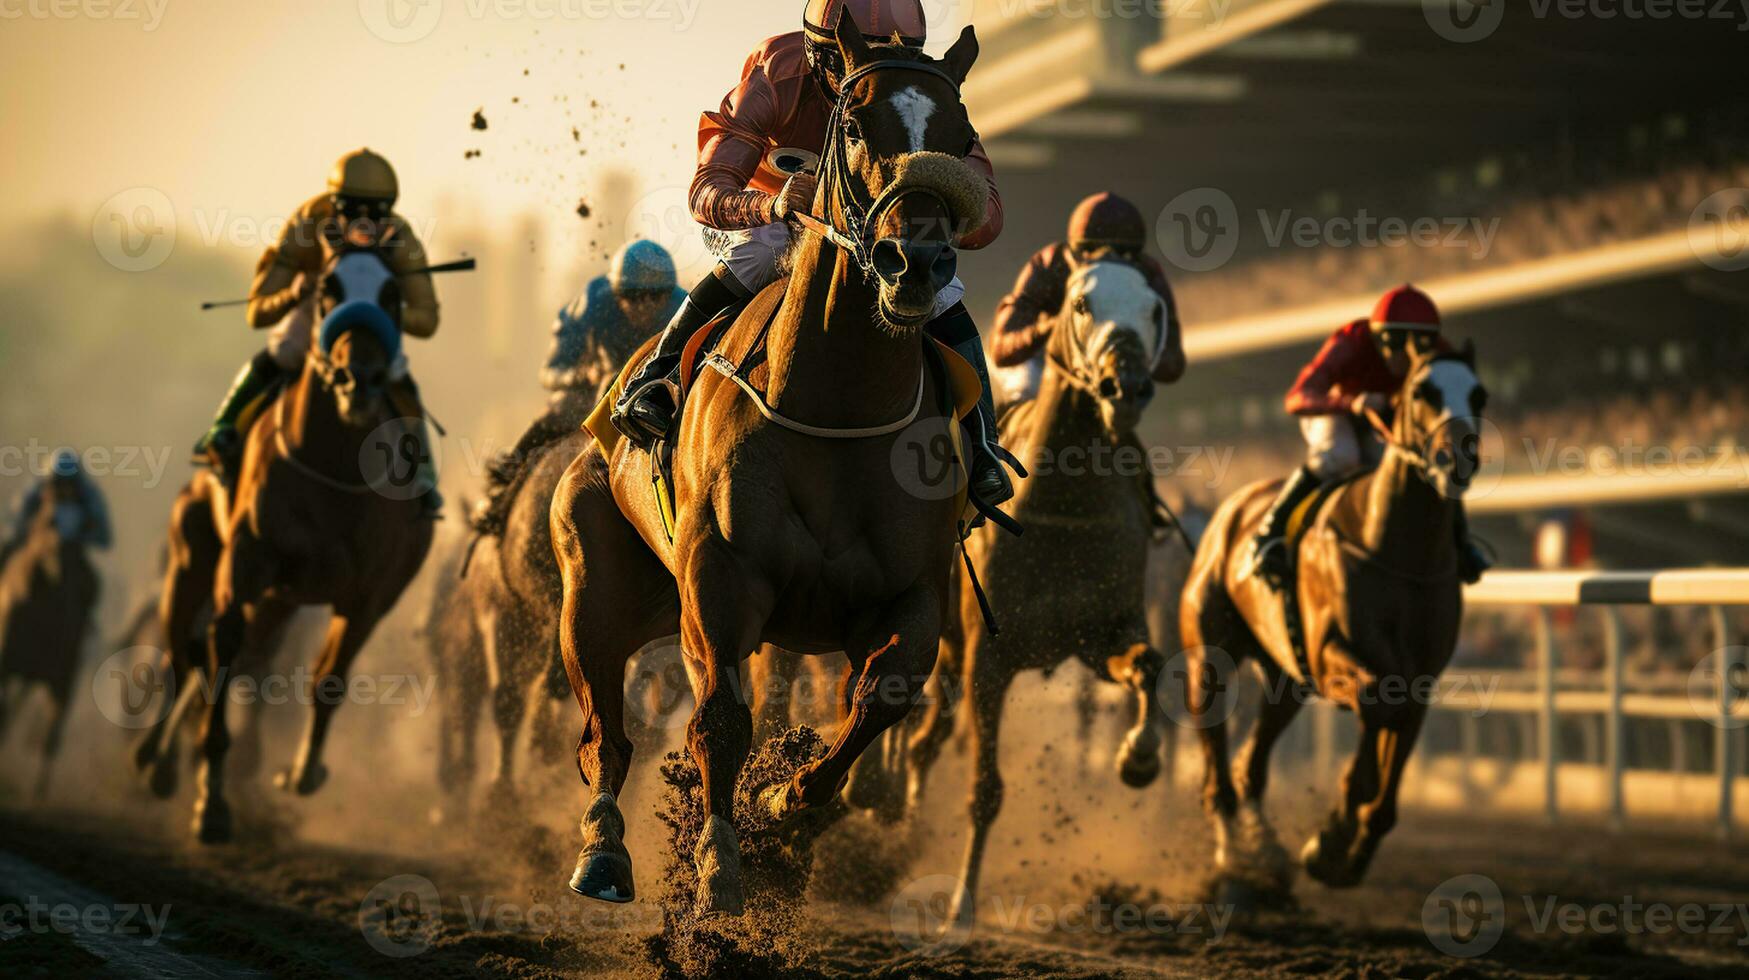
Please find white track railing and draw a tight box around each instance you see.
[1450,569,1748,837]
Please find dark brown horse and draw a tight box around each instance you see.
[1181,347,1484,888]
[0,490,101,800]
[158,281,434,843]
[904,261,1173,926]
[552,21,988,915]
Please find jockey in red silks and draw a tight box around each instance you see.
[990,191,1185,401]
[1247,284,1491,585]
[610,0,1017,505]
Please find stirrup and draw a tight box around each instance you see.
[1242,536,1288,585]
[611,375,680,447]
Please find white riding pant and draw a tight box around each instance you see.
[703,221,965,319]
[267,292,410,379]
[1302,413,1380,480]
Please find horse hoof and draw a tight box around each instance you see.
[760,781,800,824]
[692,815,745,918]
[1116,730,1162,789]
[946,880,977,929]
[148,761,178,800]
[1300,833,1360,889]
[192,797,233,844]
[275,763,328,796]
[569,850,635,904]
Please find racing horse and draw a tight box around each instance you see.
[0,488,101,800]
[1180,345,1485,888]
[552,20,990,914]
[904,261,1174,925]
[158,246,436,843]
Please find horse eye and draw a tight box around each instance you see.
[1074,296,1090,315]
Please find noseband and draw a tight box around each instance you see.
[794,58,968,277]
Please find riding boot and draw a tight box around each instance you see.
[1244,465,1321,586]
[1454,501,1491,584]
[927,303,1018,510]
[194,349,284,477]
[389,377,443,519]
[611,264,749,447]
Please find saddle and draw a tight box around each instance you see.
[583,283,983,544]
[1276,470,1364,685]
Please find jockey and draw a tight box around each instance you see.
[609,0,1016,505]
[192,148,443,516]
[990,191,1185,402]
[470,239,685,536]
[1247,284,1491,585]
[4,450,111,556]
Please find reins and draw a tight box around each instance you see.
[269,360,378,495]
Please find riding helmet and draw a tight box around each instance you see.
[803,0,927,94]
[1067,192,1147,250]
[327,148,399,206]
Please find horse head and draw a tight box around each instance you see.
[314,300,399,428]
[1048,261,1162,434]
[1396,342,1488,500]
[823,18,983,330]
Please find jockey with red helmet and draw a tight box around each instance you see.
[1247,284,1491,585]
[610,0,1015,505]
[990,191,1185,400]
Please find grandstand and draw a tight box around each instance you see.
[958,0,1749,569]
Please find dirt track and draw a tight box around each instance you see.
[2,794,1746,979]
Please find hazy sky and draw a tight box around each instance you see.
[1,0,975,286]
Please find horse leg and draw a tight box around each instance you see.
[749,644,797,746]
[274,606,382,796]
[904,631,963,812]
[436,612,485,820]
[1179,584,1246,871]
[194,594,251,843]
[1303,704,1427,888]
[487,610,535,804]
[553,459,677,906]
[33,688,71,803]
[1101,642,1167,789]
[946,631,1012,929]
[232,600,297,788]
[1230,656,1303,885]
[679,562,767,918]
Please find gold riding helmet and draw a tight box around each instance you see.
[328,148,398,220]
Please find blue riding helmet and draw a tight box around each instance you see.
[50,449,81,478]
[610,240,678,294]
[318,299,403,361]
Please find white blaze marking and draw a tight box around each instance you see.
[889,87,936,153]
[1425,359,1480,418]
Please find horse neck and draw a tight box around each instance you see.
[764,232,923,427]
[1361,427,1456,571]
[282,360,371,482]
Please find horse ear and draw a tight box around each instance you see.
[942,25,979,84]
[835,12,872,70]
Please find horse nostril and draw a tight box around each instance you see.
[1098,377,1121,400]
[872,239,907,285]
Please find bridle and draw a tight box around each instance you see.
[792,57,967,277]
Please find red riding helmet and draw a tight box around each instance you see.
[1067,192,1147,250]
[1369,283,1442,334]
[804,0,927,94]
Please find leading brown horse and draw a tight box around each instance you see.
[158,268,434,843]
[552,20,989,916]
[0,489,101,800]
[1180,346,1485,889]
